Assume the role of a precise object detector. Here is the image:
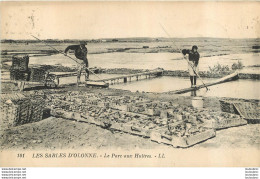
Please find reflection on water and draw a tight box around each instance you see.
[111,76,214,93]
[190,90,197,97]
[111,76,260,99]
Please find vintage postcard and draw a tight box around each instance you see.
[0,1,259,167]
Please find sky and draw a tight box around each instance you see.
[0,2,259,40]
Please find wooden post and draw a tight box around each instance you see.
[18,81,25,91]
[56,77,60,86]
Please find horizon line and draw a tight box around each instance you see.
[1,37,259,41]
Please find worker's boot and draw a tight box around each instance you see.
[190,76,194,87]
[194,76,197,87]
[77,77,80,86]
[77,67,82,86]
[85,70,89,81]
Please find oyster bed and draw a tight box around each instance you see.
[46,91,247,148]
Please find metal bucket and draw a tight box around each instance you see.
[192,97,204,108]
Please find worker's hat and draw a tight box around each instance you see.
[192,45,198,50]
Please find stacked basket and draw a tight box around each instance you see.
[219,100,239,115]
[28,96,45,122]
[0,93,46,129]
[10,55,30,81]
[11,55,29,71]
[0,93,31,128]
[219,99,259,123]
[233,102,260,123]
[29,67,47,82]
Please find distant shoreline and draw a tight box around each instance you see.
[1,37,260,43]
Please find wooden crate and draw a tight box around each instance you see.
[209,112,247,129]
[149,127,216,148]
[214,117,247,129]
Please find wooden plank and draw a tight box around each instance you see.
[48,70,163,87]
[58,81,109,88]
[48,69,161,79]
[82,81,109,88]
[1,80,42,86]
[49,72,78,78]
[170,72,239,94]
[90,70,163,82]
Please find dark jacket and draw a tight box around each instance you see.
[182,49,200,66]
[65,45,88,63]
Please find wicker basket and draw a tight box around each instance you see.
[233,102,260,122]
[219,100,239,114]
[10,69,30,81]
[29,67,47,82]
[28,96,45,122]
[0,93,46,129]
[220,99,259,122]
[0,93,31,128]
[11,55,29,71]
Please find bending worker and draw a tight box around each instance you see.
[182,45,200,88]
[64,41,89,85]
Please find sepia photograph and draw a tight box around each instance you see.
[0,1,259,167]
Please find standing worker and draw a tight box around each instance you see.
[182,45,200,88]
[64,41,89,85]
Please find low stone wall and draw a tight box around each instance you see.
[163,70,232,78]
[238,73,260,80]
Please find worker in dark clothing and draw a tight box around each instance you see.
[64,41,89,85]
[182,45,200,87]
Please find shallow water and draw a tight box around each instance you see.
[190,79,260,99]
[110,76,210,93]
[111,76,260,99]
[13,52,260,72]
